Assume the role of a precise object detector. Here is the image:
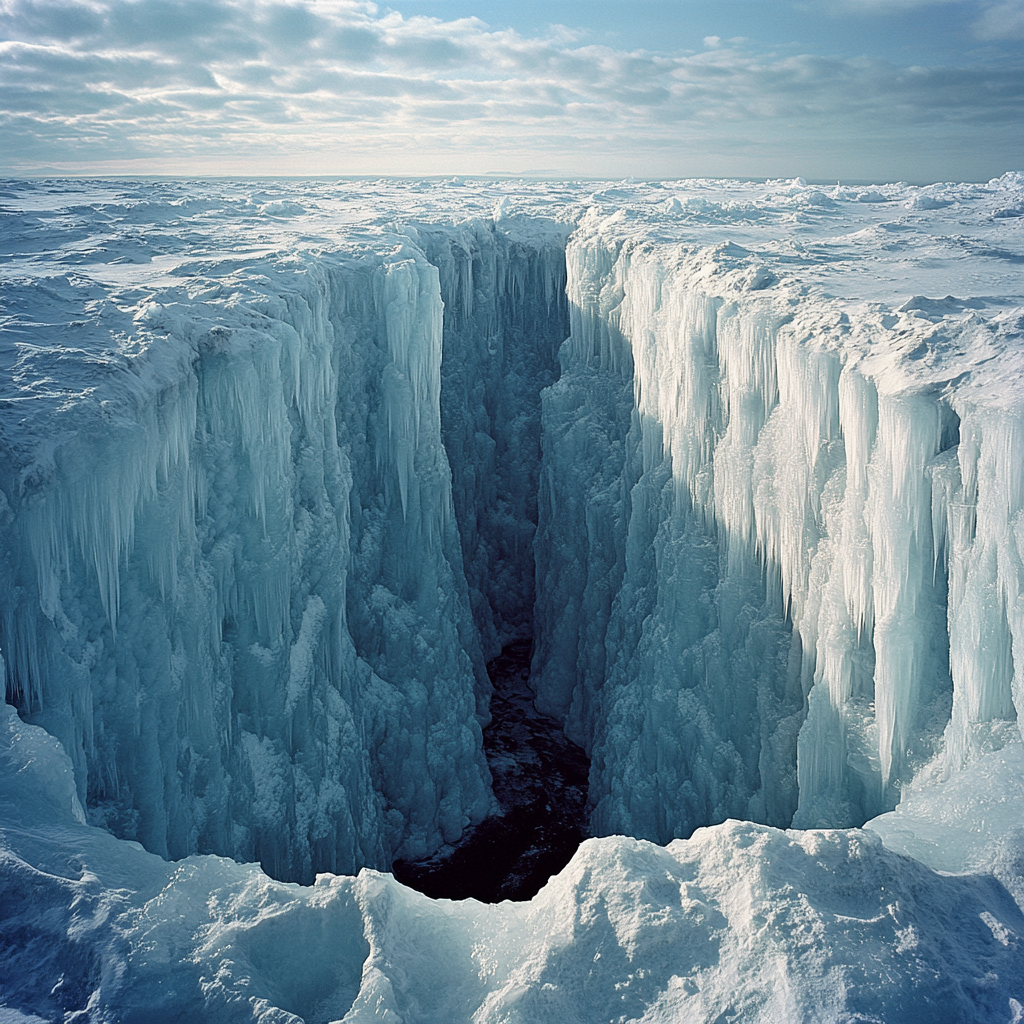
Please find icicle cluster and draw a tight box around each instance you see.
[534,226,1024,840]
[1,247,493,879]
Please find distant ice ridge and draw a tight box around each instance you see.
[533,202,1024,842]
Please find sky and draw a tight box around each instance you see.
[1,0,1022,180]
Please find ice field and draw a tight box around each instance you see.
[1,174,1023,1022]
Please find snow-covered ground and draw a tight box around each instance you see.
[2,174,1023,1021]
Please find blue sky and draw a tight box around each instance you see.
[1,0,1021,180]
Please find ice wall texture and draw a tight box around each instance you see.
[3,176,1023,870]
[533,193,1024,845]
[418,218,569,658]
[0,219,501,879]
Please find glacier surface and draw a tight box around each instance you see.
[2,174,1023,1021]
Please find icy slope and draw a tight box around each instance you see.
[4,698,1022,1024]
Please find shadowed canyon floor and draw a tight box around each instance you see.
[393,640,591,902]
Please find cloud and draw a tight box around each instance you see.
[814,0,1024,38]
[973,0,1024,37]
[0,0,1020,177]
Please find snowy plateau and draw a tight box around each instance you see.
[1,174,1023,1024]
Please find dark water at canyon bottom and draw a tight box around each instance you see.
[393,639,590,902]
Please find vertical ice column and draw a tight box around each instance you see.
[712,304,807,828]
[714,303,780,569]
[1,263,401,877]
[188,270,383,880]
[943,406,1022,766]
[560,223,633,376]
[751,319,953,827]
[632,273,721,510]
[787,366,878,825]
[588,283,805,842]
[540,237,806,843]
[347,246,493,862]
[376,251,443,524]
[751,324,843,638]
[868,393,945,791]
[791,370,953,826]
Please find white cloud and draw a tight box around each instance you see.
[974,0,1024,37]
[0,0,1020,178]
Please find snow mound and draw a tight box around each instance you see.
[2,704,1022,1023]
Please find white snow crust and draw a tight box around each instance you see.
[4,698,1023,1023]
[2,173,1024,1021]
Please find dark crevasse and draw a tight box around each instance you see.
[392,639,590,902]
[422,222,569,662]
[390,225,588,900]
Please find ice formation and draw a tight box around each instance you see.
[2,174,1023,1021]
[2,233,493,880]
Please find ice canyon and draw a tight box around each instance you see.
[1,174,1023,1022]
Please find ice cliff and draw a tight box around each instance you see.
[2,175,1023,1021]
[0,225,500,879]
[536,205,1024,844]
